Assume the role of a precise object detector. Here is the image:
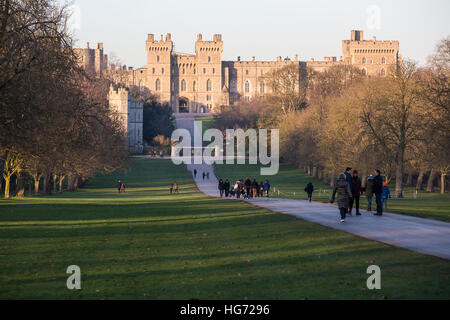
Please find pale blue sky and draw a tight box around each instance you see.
[68,0,449,67]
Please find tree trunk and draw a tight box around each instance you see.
[426,169,438,193]
[0,150,8,198]
[34,175,41,196]
[4,176,10,199]
[416,167,425,190]
[307,166,311,176]
[323,172,328,184]
[330,173,335,188]
[53,174,58,194]
[312,166,318,178]
[405,171,413,186]
[303,166,307,173]
[74,177,79,190]
[59,176,64,193]
[441,173,446,195]
[43,174,51,195]
[15,172,25,198]
[318,169,323,180]
[395,154,404,198]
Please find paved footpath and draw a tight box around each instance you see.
[175,114,450,260]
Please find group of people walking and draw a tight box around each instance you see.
[218,178,271,199]
[330,168,390,223]
[169,182,179,194]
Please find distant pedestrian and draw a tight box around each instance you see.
[259,181,264,197]
[382,182,391,210]
[170,183,174,194]
[330,173,352,223]
[263,179,271,199]
[224,179,231,197]
[194,169,197,178]
[304,182,314,203]
[206,172,210,180]
[344,167,354,214]
[160,151,164,158]
[218,179,225,198]
[364,175,375,211]
[244,177,252,199]
[252,179,259,198]
[121,183,126,193]
[349,170,362,216]
[117,180,123,193]
[203,172,206,180]
[234,181,241,199]
[174,182,179,194]
[373,169,384,216]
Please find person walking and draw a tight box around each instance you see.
[169,183,174,195]
[252,179,259,198]
[202,172,206,180]
[349,170,362,216]
[206,172,210,180]
[234,181,241,199]
[364,175,374,211]
[244,177,252,199]
[330,173,353,223]
[259,181,264,197]
[344,167,354,214]
[117,180,123,194]
[304,182,314,203]
[373,169,384,216]
[174,182,179,194]
[263,179,271,199]
[382,182,391,210]
[121,183,126,193]
[218,179,225,198]
[224,179,231,197]
[194,169,197,178]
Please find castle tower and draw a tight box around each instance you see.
[146,33,173,110]
[108,86,143,154]
[342,30,399,77]
[195,34,223,112]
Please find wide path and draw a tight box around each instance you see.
[175,114,450,260]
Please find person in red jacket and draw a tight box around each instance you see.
[349,169,362,216]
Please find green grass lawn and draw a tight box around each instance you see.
[0,159,449,299]
[214,163,450,222]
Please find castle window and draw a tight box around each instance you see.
[246,70,249,75]
[155,79,161,91]
[245,80,250,93]
[382,57,386,64]
[193,81,197,92]
[206,95,211,101]
[181,79,186,91]
[206,79,212,91]
[182,68,185,74]
[362,68,367,76]
[203,68,206,74]
[381,68,386,77]
[261,70,264,75]
[152,68,155,74]
[370,59,373,64]
[157,56,160,62]
[161,68,164,74]
[260,82,265,94]
[362,57,366,64]
[212,68,215,74]
[208,56,211,62]
[194,68,196,74]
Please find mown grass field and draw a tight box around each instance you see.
[214,163,450,222]
[0,159,449,299]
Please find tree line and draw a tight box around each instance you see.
[0,0,127,199]
[215,37,449,197]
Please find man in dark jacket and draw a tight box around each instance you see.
[373,169,384,216]
[224,179,231,197]
[304,182,314,203]
[344,167,354,213]
[244,177,252,199]
[349,170,362,215]
[218,179,225,198]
